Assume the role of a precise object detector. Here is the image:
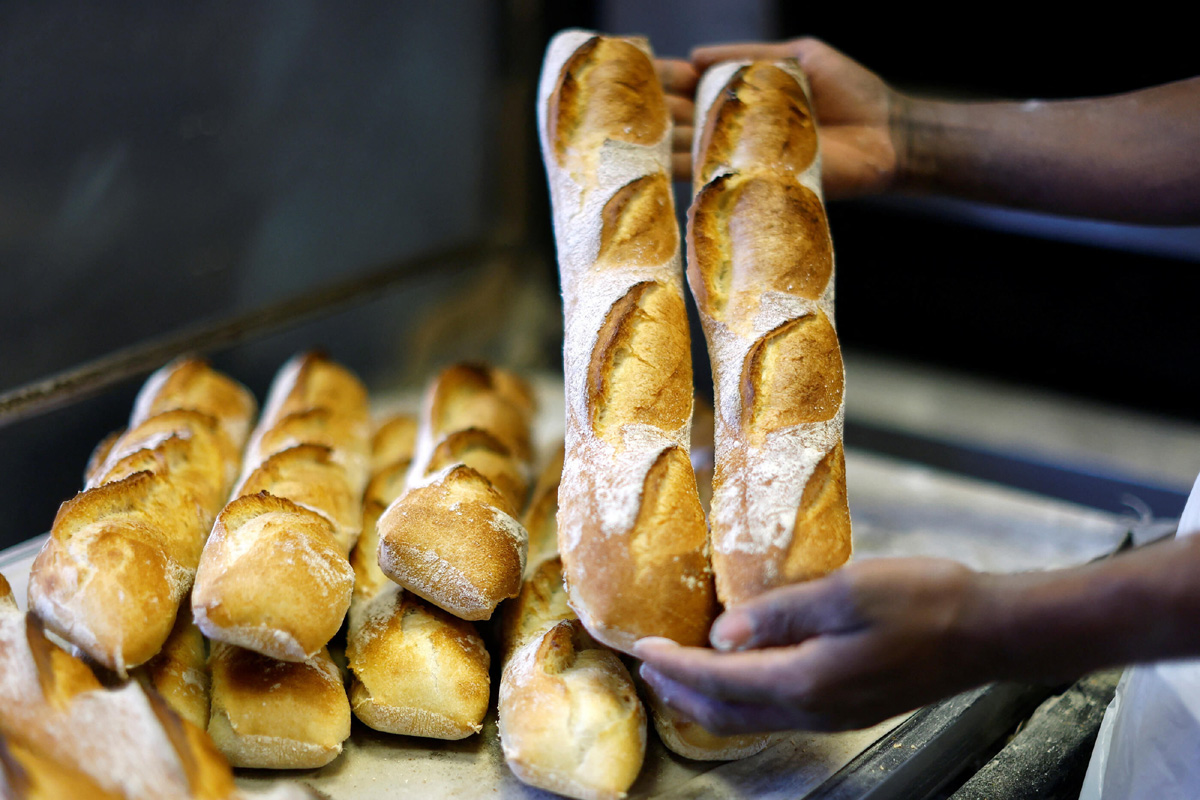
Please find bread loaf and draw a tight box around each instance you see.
[346,413,491,739]
[377,363,534,621]
[207,642,350,770]
[499,557,646,800]
[29,360,253,675]
[687,60,851,605]
[132,605,210,731]
[537,29,716,653]
[1,600,240,800]
[192,492,352,662]
[0,733,124,800]
[193,351,368,661]
[521,441,564,573]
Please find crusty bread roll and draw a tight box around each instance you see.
[193,352,368,661]
[346,413,491,739]
[537,29,716,653]
[193,493,353,662]
[499,557,646,799]
[130,356,258,455]
[377,363,534,621]
[521,442,565,574]
[1,602,239,800]
[28,360,253,676]
[207,642,350,770]
[0,733,125,800]
[687,60,851,605]
[132,605,210,732]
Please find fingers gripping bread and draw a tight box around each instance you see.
[377,364,534,621]
[687,61,852,605]
[347,413,491,739]
[538,29,716,654]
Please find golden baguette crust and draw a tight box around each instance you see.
[31,359,251,676]
[236,443,361,554]
[250,408,370,490]
[539,29,716,655]
[2,608,237,800]
[346,585,490,739]
[348,412,491,740]
[548,36,668,170]
[428,363,535,465]
[371,415,419,473]
[0,574,14,612]
[499,556,645,800]
[132,605,210,732]
[378,465,525,621]
[130,357,258,453]
[207,643,350,770]
[192,492,353,662]
[687,59,851,605]
[378,363,533,621]
[28,471,201,674]
[257,351,370,435]
[521,442,565,574]
[0,734,125,800]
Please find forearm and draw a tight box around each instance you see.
[970,534,1200,683]
[892,78,1200,223]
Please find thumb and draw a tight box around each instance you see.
[710,574,854,651]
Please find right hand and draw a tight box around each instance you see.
[656,38,903,199]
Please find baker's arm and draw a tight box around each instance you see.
[660,38,1200,223]
[634,533,1200,734]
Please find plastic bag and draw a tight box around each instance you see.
[1079,473,1200,799]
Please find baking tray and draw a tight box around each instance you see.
[0,409,1132,798]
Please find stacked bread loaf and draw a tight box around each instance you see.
[192,351,365,768]
[377,363,534,621]
[2,572,317,799]
[537,29,716,654]
[28,358,256,675]
[498,449,646,800]
[346,412,491,739]
[688,60,852,604]
[131,606,211,731]
[192,351,367,662]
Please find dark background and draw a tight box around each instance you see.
[1,0,1196,549]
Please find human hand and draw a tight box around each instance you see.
[634,558,999,734]
[655,38,903,199]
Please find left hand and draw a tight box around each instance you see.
[634,558,999,734]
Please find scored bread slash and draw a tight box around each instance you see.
[687,60,852,605]
[538,28,716,654]
[376,363,534,622]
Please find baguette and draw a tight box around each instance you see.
[1,602,238,800]
[346,413,491,739]
[499,557,646,800]
[193,352,368,661]
[377,363,534,621]
[132,605,210,731]
[207,642,350,770]
[687,60,851,605]
[29,361,253,675]
[538,29,716,652]
[0,734,124,800]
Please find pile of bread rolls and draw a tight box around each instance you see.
[1,25,851,800]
